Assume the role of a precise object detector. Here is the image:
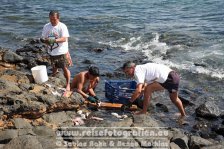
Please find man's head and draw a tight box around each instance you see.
[88,66,100,79]
[122,61,136,77]
[49,10,60,26]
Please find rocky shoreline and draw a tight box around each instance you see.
[0,39,223,149]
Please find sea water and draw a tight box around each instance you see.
[0,0,223,109]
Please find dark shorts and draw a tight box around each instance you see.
[159,71,180,93]
[50,54,69,68]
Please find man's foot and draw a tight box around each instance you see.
[134,110,147,115]
[62,90,73,97]
[177,115,189,125]
[62,90,68,97]
[65,84,70,92]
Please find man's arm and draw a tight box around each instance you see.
[75,75,89,98]
[55,37,68,43]
[88,77,99,97]
[129,83,143,103]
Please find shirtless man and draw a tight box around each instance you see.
[71,66,100,103]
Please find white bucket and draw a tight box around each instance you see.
[31,65,48,84]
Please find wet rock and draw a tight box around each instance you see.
[170,129,189,149]
[194,63,207,67]
[197,129,220,140]
[113,71,125,78]
[82,59,94,64]
[170,142,181,149]
[2,135,43,149]
[196,101,221,119]
[16,45,45,54]
[29,38,41,45]
[156,103,169,112]
[212,125,224,136]
[2,50,23,63]
[178,89,196,106]
[101,72,114,78]
[193,120,209,131]
[220,112,224,119]
[189,135,213,149]
[92,48,104,53]
[15,42,50,70]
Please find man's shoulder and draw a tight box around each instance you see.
[43,22,51,27]
[58,22,67,28]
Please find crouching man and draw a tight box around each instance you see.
[122,61,186,117]
[70,66,100,104]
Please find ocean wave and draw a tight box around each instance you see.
[99,32,224,79]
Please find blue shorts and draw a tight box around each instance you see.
[159,71,180,93]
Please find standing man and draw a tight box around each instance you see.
[42,10,71,93]
[122,61,186,117]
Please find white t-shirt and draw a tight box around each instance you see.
[134,63,172,84]
[42,22,69,56]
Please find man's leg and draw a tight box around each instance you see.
[52,67,59,77]
[169,92,186,116]
[135,82,164,115]
[50,56,59,77]
[63,66,71,91]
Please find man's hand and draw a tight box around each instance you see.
[87,96,97,103]
[40,38,56,45]
[93,96,100,101]
[94,96,101,106]
[46,38,56,45]
[121,100,132,111]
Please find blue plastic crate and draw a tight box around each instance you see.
[105,80,137,104]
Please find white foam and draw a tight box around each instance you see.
[99,32,224,79]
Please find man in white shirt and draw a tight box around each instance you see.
[42,10,71,94]
[122,61,186,117]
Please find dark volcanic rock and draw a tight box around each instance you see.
[170,129,189,149]
[2,50,23,63]
[156,103,169,112]
[189,135,213,149]
[196,101,221,119]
